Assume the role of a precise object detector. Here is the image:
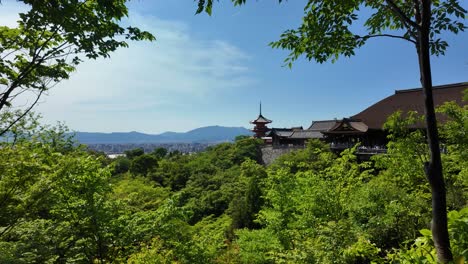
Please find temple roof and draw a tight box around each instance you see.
[268,128,324,139]
[308,120,337,131]
[323,118,368,134]
[268,128,293,137]
[290,130,324,139]
[351,82,467,129]
[250,114,272,124]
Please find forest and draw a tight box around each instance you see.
[0,96,466,263]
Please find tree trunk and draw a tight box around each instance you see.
[418,0,452,262]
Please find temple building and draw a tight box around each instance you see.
[253,82,467,155]
[250,103,272,138]
[325,82,467,154]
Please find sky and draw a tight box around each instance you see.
[1,1,467,134]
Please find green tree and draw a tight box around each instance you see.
[152,147,168,159]
[150,156,191,190]
[130,154,158,176]
[229,159,266,230]
[113,156,131,175]
[111,176,170,213]
[0,110,40,144]
[196,1,466,261]
[437,99,468,210]
[0,0,155,136]
[125,147,145,159]
[0,126,117,263]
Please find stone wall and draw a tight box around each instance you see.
[261,145,305,165]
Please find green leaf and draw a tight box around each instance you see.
[419,229,432,237]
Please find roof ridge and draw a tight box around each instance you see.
[312,119,338,122]
[395,82,468,94]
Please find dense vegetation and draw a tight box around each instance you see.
[0,99,467,263]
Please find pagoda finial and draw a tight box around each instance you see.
[260,101,262,115]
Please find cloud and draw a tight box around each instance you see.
[57,15,250,97]
[0,5,255,132]
[41,12,254,119]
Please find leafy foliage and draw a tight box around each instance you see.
[0,126,116,262]
[388,207,468,263]
[1,102,467,262]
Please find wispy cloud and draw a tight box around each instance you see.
[0,5,256,132]
[49,12,253,104]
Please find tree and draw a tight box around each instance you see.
[125,147,145,159]
[130,154,158,176]
[151,147,168,159]
[0,0,155,136]
[0,123,117,263]
[113,156,131,175]
[196,0,467,262]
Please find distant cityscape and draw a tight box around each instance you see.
[87,142,215,155]
[74,126,252,154]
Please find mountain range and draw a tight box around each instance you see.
[73,126,252,144]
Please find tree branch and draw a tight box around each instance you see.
[357,33,417,44]
[0,88,45,137]
[0,27,61,112]
[1,47,24,60]
[384,0,421,30]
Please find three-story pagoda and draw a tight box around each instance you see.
[250,103,272,138]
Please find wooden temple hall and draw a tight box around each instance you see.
[250,82,467,154]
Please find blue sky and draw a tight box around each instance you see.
[1,1,467,133]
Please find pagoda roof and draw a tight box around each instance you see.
[351,82,467,129]
[250,114,272,124]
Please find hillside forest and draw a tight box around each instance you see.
[0,98,467,263]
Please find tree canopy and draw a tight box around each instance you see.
[1,105,467,262]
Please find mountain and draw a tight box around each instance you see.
[72,126,252,144]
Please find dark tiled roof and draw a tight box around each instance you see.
[308,120,337,131]
[250,114,272,124]
[351,82,467,129]
[324,119,368,134]
[269,128,324,139]
[290,130,324,139]
[270,128,292,131]
[269,128,294,137]
[349,121,368,132]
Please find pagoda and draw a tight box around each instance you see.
[250,103,272,138]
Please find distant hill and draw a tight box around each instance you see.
[72,126,252,144]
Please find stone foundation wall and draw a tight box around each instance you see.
[261,145,305,165]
